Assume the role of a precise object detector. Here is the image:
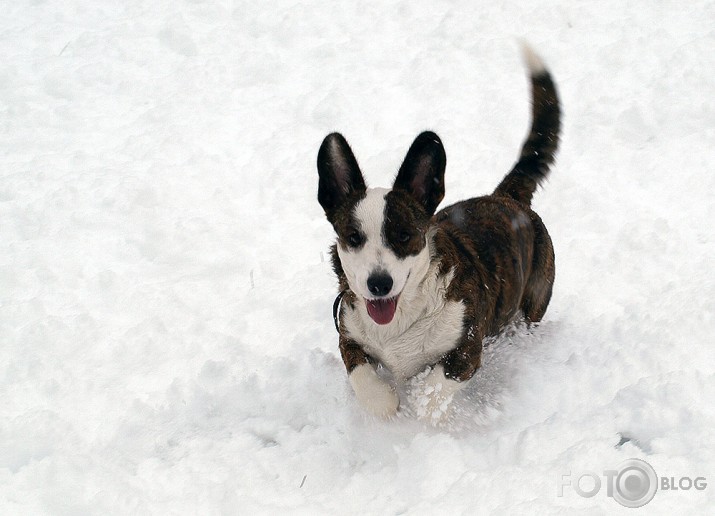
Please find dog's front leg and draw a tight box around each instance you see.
[411,363,464,423]
[441,327,483,382]
[413,327,484,423]
[340,336,399,418]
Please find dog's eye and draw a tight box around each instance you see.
[398,231,411,243]
[347,232,364,247]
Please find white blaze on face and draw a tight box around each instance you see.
[337,187,426,302]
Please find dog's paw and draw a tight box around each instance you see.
[409,364,463,424]
[349,364,400,418]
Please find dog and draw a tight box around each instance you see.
[316,46,560,419]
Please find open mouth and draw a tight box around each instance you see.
[365,295,399,325]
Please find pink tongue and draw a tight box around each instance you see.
[366,297,398,325]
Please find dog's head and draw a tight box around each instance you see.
[317,131,446,325]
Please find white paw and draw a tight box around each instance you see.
[409,364,463,424]
[349,364,400,418]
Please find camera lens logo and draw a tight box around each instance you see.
[613,459,658,508]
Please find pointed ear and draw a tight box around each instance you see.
[393,131,446,215]
[317,133,367,221]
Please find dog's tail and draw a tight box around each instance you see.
[494,45,561,206]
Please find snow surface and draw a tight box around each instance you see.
[1,0,714,514]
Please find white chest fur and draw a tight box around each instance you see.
[342,264,465,381]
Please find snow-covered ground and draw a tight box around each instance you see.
[2,0,714,513]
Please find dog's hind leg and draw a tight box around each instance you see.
[521,213,555,323]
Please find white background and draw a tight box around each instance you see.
[1,0,713,513]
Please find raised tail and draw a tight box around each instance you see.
[494,45,561,205]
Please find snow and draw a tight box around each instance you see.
[1,0,714,513]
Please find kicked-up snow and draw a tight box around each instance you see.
[1,0,714,513]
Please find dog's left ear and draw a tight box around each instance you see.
[393,131,446,215]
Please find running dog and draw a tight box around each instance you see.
[317,47,560,418]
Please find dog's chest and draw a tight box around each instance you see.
[368,301,465,380]
[343,271,465,381]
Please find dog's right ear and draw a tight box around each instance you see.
[317,133,367,222]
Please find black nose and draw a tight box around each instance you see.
[367,272,393,297]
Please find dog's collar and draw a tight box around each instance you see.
[332,290,347,333]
